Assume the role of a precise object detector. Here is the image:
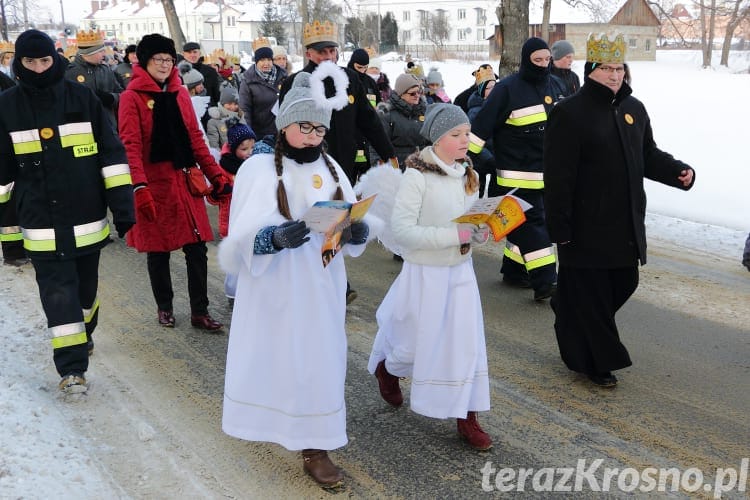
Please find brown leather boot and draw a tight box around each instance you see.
[374,360,403,407]
[457,411,493,450]
[302,449,343,488]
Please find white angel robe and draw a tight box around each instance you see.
[219,152,365,451]
[367,149,491,419]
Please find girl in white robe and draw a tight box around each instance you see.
[219,63,365,488]
[367,103,493,450]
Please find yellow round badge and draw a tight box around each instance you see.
[40,128,54,140]
[125,72,131,78]
[544,95,553,104]
[348,94,355,104]
[147,99,155,110]
[76,75,85,83]
[419,115,425,122]
[624,113,634,125]
[312,174,323,189]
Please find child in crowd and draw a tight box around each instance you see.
[425,67,451,104]
[206,87,245,150]
[368,103,493,451]
[219,62,369,489]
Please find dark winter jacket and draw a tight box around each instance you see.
[118,63,225,253]
[454,84,477,113]
[471,69,566,180]
[65,54,124,125]
[376,94,429,168]
[550,65,581,97]
[114,61,134,88]
[0,73,134,260]
[192,58,222,105]
[280,61,395,185]
[544,78,695,268]
[238,63,286,139]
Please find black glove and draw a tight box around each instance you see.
[115,220,134,238]
[95,90,115,108]
[271,220,310,249]
[349,221,369,245]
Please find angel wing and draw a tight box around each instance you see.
[354,165,405,256]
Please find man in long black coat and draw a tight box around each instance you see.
[543,34,696,388]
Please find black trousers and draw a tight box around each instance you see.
[32,252,100,377]
[146,241,209,315]
[551,265,638,374]
[498,188,557,290]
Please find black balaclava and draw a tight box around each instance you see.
[12,29,66,89]
[519,37,550,83]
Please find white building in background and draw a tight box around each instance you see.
[81,0,299,56]
[355,0,497,57]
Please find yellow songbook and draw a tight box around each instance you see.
[453,195,530,242]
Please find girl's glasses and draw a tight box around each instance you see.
[298,121,328,137]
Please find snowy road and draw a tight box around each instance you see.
[1,215,749,498]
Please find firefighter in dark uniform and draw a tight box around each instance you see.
[470,37,566,301]
[0,30,135,393]
[279,20,396,305]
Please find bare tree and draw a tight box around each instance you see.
[419,10,450,58]
[720,0,750,66]
[160,0,186,48]
[560,0,618,23]
[541,0,551,43]
[1,0,41,35]
[698,0,717,67]
[496,0,529,77]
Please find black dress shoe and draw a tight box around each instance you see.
[191,314,223,331]
[502,275,532,289]
[158,310,175,327]
[533,283,557,301]
[588,372,618,387]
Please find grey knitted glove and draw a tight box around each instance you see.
[272,220,310,249]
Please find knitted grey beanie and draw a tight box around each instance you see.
[276,71,332,130]
[551,40,575,61]
[420,103,469,143]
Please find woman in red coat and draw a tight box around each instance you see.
[119,33,232,330]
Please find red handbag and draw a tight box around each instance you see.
[184,166,211,197]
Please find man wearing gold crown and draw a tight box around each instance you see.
[65,30,123,127]
[470,37,567,301]
[544,34,696,388]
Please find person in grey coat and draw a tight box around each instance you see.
[238,46,287,139]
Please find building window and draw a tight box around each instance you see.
[151,23,155,30]
[227,16,236,27]
[458,8,466,20]
[476,8,486,25]
[159,22,163,31]
[420,29,427,41]
[629,38,637,48]
[403,30,411,42]
[419,10,427,22]
[477,28,485,41]
[143,23,147,31]
[457,29,466,41]
[645,39,652,51]
[403,11,410,22]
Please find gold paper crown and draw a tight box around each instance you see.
[252,37,271,52]
[586,34,626,64]
[0,40,14,53]
[76,30,105,48]
[365,46,376,58]
[302,20,337,47]
[64,44,78,60]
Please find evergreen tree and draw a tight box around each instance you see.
[381,11,398,52]
[260,0,287,45]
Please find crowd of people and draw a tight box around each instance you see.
[0,23,719,492]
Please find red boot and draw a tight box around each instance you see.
[375,360,403,407]
[457,411,493,450]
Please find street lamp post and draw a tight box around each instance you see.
[59,0,67,48]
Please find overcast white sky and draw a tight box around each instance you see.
[35,0,90,25]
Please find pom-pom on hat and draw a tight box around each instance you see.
[420,103,469,143]
[426,68,443,86]
[551,40,575,60]
[254,46,273,62]
[178,60,204,89]
[394,73,421,96]
[137,33,177,66]
[226,117,256,153]
[276,61,348,131]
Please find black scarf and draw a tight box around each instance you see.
[149,89,196,170]
[280,131,323,164]
[389,93,426,120]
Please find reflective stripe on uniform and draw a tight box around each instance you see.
[50,321,87,349]
[0,182,12,203]
[497,170,544,189]
[505,104,547,127]
[23,217,110,252]
[524,246,556,271]
[0,225,22,242]
[59,122,95,148]
[83,298,99,324]
[468,132,485,154]
[101,163,132,189]
[504,242,556,270]
[10,129,42,155]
